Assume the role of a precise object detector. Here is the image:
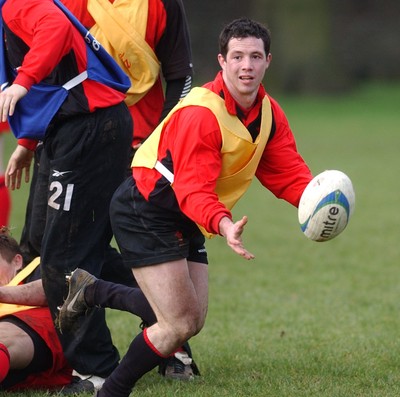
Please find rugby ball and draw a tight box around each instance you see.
[298,170,355,242]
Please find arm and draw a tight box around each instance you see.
[4,0,76,91]
[157,0,193,120]
[169,107,232,235]
[1,1,72,188]
[165,110,254,258]
[0,279,47,306]
[256,98,313,207]
[161,76,192,121]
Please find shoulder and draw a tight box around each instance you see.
[3,0,70,28]
[266,94,283,116]
[266,94,290,127]
[4,0,58,15]
[166,105,221,143]
[172,105,218,127]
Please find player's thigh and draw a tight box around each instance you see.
[0,321,34,368]
[133,259,206,327]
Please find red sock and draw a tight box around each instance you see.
[0,175,11,227]
[0,343,11,382]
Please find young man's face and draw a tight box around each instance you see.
[218,36,271,108]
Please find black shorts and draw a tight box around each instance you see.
[110,177,208,268]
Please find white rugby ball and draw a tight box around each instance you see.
[298,170,355,242]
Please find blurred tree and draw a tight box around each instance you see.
[184,0,400,94]
[250,0,350,94]
[331,0,400,83]
[184,0,251,82]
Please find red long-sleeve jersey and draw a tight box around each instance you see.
[134,72,313,235]
[2,0,126,149]
[3,0,125,109]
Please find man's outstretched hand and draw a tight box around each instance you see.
[219,216,255,260]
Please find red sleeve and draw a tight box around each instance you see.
[255,97,313,207]
[17,138,38,151]
[0,121,9,133]
[166,107,232,234]
[3,0,123,112]
[4,0,77,90]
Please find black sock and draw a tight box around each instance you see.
[99,330,164,397]
[85,280,156,325]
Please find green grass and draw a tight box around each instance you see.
[4,81,400,396]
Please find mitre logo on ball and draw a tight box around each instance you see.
[298,170,355,242]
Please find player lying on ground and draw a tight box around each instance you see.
[0,227,199,392]
[0,227,72,391]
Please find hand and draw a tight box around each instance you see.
[0,84,28,122]
[5,144,34,190]
[219,216,255,260]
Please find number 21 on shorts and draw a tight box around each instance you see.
[48,181,74,211]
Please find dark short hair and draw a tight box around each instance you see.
[219,17,271,58]
[0,226,22,263]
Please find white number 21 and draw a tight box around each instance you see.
[48,182,74,211]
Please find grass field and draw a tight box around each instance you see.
[4,81,400,396]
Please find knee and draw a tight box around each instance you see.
[172,309,205,343]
